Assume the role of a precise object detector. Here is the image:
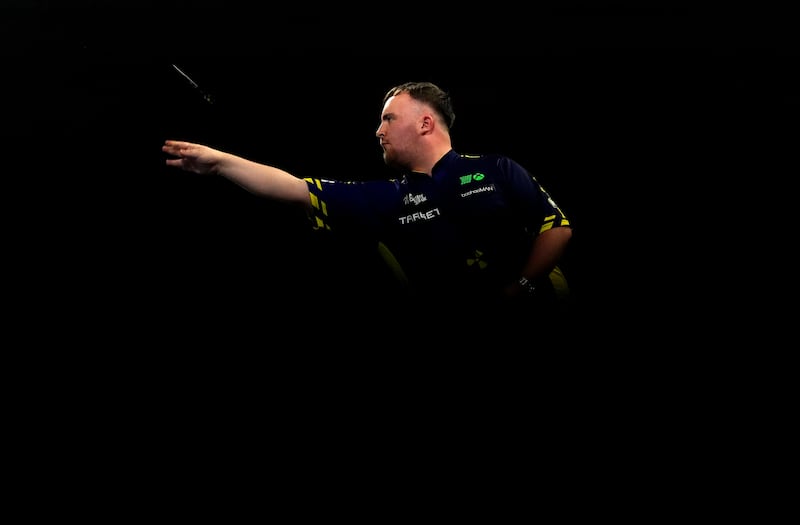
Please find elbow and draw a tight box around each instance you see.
[549,224,573,244]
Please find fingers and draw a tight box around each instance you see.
[162,140,189,157]
[163,140,190,150]
[163,140,187,167]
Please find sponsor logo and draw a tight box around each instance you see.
[398,208,441,224]
[460,172,486,185]
[403,193,428,205]
[461,184,496,198]
[466,249,489,270]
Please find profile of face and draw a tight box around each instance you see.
[376,92,427,171]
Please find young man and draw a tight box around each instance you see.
[163,81,572,321]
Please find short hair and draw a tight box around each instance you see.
[383,81,456,130]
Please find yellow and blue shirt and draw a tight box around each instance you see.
[304,149,570,302]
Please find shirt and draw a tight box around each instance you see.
[304,149,570,302]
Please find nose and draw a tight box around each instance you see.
[375,123,385,138]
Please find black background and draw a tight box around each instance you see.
[3,4,797,494]
[4,3,797,343]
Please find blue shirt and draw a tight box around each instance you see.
[304,149,570,301]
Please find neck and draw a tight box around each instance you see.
[411,143,452,176]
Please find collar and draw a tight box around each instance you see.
[406,149,459,180]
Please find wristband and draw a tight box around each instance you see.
[518,276,536,294]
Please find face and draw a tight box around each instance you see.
[376,92,425,170]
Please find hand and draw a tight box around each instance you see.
[162,140,220,175]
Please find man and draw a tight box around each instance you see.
[162,81,572,322]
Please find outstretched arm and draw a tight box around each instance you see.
[162,140,311,208]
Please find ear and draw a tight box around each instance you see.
[420,114,435,135]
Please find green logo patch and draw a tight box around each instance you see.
[460,172,485,185]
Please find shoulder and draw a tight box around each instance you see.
[453,151,523,169]
[451,152,531,182]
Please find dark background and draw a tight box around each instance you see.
[2,4,796,493]
[4,3,797,342]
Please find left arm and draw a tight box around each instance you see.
[504,226,572,297]
[496,157,573,297]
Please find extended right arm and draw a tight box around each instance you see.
[162,140,311,209]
